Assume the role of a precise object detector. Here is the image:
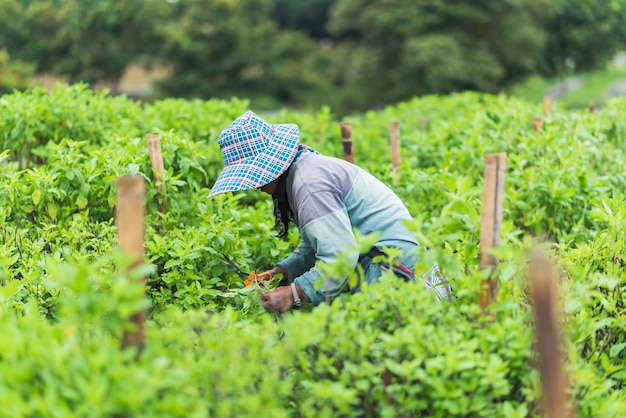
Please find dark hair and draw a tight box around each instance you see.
[273,169,293,238]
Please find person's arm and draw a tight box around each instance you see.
[292,199,359,306]
[276,239,316,280]
[260,190,359,313]
[260,207,358,312]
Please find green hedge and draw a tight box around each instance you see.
[1,255,624,417]
[0,85,624,416]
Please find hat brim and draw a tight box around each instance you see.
[208,123,300,197]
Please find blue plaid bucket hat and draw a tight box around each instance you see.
[209,111,301,197]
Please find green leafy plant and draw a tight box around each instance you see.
[0,85,625,416]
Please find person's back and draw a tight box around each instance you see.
[287,152,417,252]
[277,151,419,304]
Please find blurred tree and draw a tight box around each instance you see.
[156,0,333,108]
[4,0,624,112]
[327,0,555,111]
[272,0,336,38]
[53,0,167,92]
[0,0,165,92]
[539,0,626,77]
[0,50,35,95]
[0,0,63,72]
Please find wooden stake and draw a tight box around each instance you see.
[529,251,572,418]
[479,155,497,301]
[544,96,552,114]
[116,175,147,353]
[390,121,401,185]
[532,118,544,131]
[340,122,354,164]
[147,133,167,216]
[589,100,595,114]
[494,154,506,244]
[479,153,506,310]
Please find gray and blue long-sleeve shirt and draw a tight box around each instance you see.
[276,152,418,305]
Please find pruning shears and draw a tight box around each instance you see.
[219,253,273,286]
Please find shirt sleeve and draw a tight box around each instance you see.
[276,238,316,280]
[290,191,359,305]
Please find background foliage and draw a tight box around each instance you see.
[0,0,625,111]
[539,0,626,77]
[0,85,624,415]
[0,49,33,95]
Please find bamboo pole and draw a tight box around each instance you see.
[390,121,401,185]
[544,96,552,114]
[589,100,595,114]
[479,155,497,307]
[147,133,167,216]
[116,175,147,353]
[479,153,506,310]
[494,154,506,244]
[340,122,355,164]
[529,251,572,418]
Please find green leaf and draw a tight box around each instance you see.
[76,195,88,210]
[32,189,42,206]
[47,204,58,220]
[164,259,183,270]
[610,343,626,358]
[128,163,140,176]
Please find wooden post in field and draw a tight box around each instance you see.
[340,122,355,164]
[116,175,146,353]
[529,251,572,418]
[390,121,401,185]
[479,153,506,310]
[147,133,167,217]
[544,96,552,114]
[532,118,544,131]
[589,100,596,114]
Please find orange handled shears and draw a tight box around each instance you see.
[220,254,273,286]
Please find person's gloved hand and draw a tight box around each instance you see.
[261,286,295,313]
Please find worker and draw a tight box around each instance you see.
[209,111,450,313]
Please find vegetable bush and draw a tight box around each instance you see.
[0,85,624,416]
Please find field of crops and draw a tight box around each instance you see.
[0,84,625,417]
